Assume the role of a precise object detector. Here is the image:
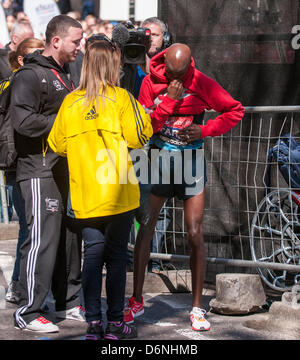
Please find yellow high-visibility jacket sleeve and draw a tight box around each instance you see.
[120,91,153,149]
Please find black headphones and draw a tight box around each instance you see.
[162,22,173,50]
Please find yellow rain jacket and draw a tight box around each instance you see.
[48,86,153,219]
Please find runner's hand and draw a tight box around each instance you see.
[178,124,202,143]
[167,80,183,100]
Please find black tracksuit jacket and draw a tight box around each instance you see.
[10,53,73,182]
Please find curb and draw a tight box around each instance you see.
[102,270,193,296]
[0,223,19,241]
[126,270,192,295]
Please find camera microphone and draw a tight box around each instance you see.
[112,23,130,47]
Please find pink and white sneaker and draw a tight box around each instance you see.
[123,296,144,323]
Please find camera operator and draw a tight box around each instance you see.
[140,18,171,72]
[131,17,172,98]
[125,18,173,283]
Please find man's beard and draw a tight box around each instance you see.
[59,48,77,64]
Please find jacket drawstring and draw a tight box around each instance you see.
[42,138,48,166]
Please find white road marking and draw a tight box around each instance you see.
[175,328,212,340]
[155,321,177,327]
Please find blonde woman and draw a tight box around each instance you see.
[48,40,153,340]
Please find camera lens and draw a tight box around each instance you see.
[123,44,146,64]
[126,47,140,58]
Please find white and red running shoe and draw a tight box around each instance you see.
[189,307,210,331]
[17,316,59,333]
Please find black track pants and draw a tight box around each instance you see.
[14,177,82,327]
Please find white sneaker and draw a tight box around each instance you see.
[5,281,20,304]
[22,316,59,333]
[189,307,210,331]
[56,306,86,322]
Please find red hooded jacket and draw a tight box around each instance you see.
[138,49,244,146]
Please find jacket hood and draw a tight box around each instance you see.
[23,50,69,73]
[149,48,195,87]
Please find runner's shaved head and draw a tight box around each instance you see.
[164,43,191,80]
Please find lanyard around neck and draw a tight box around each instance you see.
[50,69,75,93]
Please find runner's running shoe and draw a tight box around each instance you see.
[189,307,210,331]
[123,296,144,323]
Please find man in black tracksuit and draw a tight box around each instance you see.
[11,15,84,333]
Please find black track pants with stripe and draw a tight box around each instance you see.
[14,177,82,327]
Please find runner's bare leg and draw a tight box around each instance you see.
[133,194,167,303]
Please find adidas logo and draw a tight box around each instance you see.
[42,78,47,83]
[85,106,99,120]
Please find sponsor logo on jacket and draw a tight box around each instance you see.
[53,80,64,91]
[85,106,99,120]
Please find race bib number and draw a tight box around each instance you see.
[159,115,194,146]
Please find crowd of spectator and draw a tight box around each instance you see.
[0,0,115,48]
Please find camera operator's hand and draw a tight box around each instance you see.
[167,80,183,100]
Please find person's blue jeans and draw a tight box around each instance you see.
[81,210,134,323]
[5,171,29,281]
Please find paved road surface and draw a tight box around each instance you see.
[0,239,298,348]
